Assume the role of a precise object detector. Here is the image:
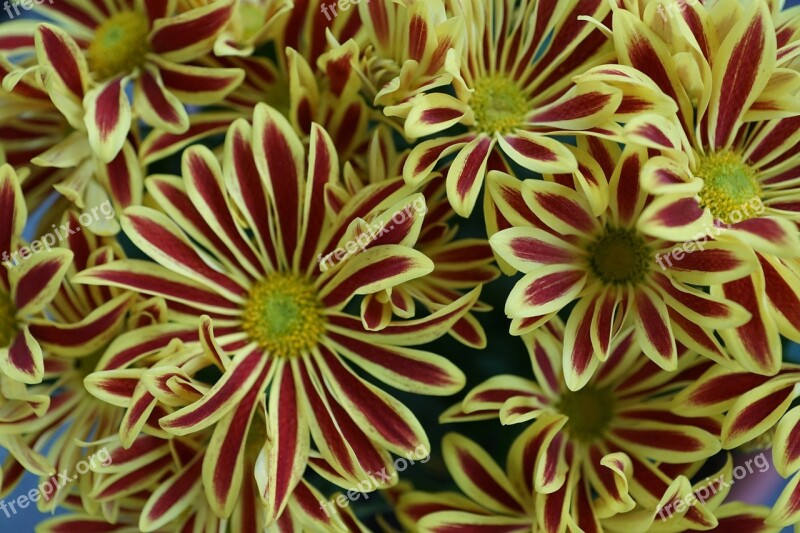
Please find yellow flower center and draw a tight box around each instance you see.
[587,228,651,285]
[696,151,762,225]
[556,386,616,443]
[87,11,151,80]
[470,75,528,134]
[241,274,326,358]
[0,291,17,348]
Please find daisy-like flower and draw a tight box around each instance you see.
[488,141,753,389]
[352,0,463,118]
[401,0,625,217]
[675,362,800,528]
[437,319,723,532]
[0,164,72,385]
[24,0,244,162]
[0,209,175,513]
[73,105,478,524]
[2,55,139,234]
[578,0,800,374]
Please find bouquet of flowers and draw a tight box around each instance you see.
[0,0,799,530]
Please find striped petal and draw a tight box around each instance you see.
[148,0,236,62]
[708,2,776,149]
[714,272,781,375]
[140,453,204,532]
[253,103,305,263]
[84,77,132,163]
[633,286,677,371]
[721,375,799,449]
[134,66,190,134]
[773,405,800,477]
[445,135,494,217]
[11,248,73,316]
[526,83,621,130]
[637,196,713,241]
[523,179,599,236]
[767,470,800,526]
[608,422,721,463]
[262,361,310,524]
[497,131,578,174]
[1,327,43,384]
[505,265,587,318]
[490,227,579,272]
[405,93,468,138]
[150,56,245,105]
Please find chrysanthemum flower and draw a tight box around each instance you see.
[578,0,800,374]
[0,164,72,385]
[675,362,800,528]
[438,320,723,532]
[0,34,142,233]
[402,0,624,217]
[352,0,463,118]
[73,105,477,524]
[24,0,244,162]
[488,142,753,388]
[0,208,176,513]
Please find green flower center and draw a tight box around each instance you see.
[470,75,528,134]
[241,274,326,358]
[587,228,651,285]
[87,11,151,80]
[556,386,616,443]
[696,151,762,225]
[0,291,17,348]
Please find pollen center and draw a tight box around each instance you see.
[556,386,616,443]
[87,11,151,80]
[696,151,762,225]
[0,291,17,348]
[241,274,325,358]
[587,228,650,285]
[470,75,528,134]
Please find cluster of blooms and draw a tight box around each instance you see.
[0,0,799,531]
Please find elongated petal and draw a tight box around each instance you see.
[709,2,776,149]
[149,0,236,62]
[497,131,577,174]
[11,248,73,316]
[405,93,468,138]
[151,56,245,105]
[445,136,494,217]
[1,327,43,384]
[84,77,132,163]
[506,265,586,318]
[134,66,190,134]
[721,375,798,449]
